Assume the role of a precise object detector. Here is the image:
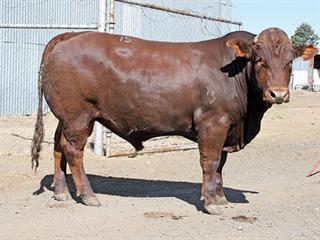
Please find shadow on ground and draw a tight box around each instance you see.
[34,174,259,211]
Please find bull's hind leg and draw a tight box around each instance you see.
[60,119,100,206]
[198,117,230,215]
[53,122,71,201]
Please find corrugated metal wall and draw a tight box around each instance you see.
[0,0,99,114]
[1,0,237,115]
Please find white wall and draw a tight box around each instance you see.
[292,70,320,90]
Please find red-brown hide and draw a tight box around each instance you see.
[31,28,317,214]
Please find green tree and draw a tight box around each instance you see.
[291,23,319,47]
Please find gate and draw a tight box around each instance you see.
[98,0,242,157]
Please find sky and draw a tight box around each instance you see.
[232,0,320,39]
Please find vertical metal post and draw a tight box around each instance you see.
[98,0,107,32]
[109,0,115,34]
[94,0,107,156]
[105,0,115,158]
[105,131,112,157]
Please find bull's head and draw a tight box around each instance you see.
[227,28,318,104]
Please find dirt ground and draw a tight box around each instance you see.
[0,91,319,240]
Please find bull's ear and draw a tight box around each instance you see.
[294,45,318,61]
[226,39,252,58]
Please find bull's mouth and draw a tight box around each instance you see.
[263,88,290,104]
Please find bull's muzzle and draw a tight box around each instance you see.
[264,87,290,104]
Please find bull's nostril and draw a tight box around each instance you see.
[269,91,276,99]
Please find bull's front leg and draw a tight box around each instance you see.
[216,151,228,205]
[198,117,230,215]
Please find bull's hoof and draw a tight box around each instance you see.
[82,196,101,207]
[216,196,228,205]
[205,204,223,215]
[54,192,71,201]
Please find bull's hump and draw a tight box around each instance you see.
[254,28,290,45]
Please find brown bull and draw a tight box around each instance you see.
[31,28,317,215]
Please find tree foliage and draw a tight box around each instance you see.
[291,23,319,47]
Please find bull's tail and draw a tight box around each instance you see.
[31,65,45,170]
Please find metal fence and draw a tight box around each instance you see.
[1,0,241,157]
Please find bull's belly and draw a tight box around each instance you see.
[97,115,197,151]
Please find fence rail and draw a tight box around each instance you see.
[0,24,98,29]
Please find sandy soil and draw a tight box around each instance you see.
[0,91,319,240]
